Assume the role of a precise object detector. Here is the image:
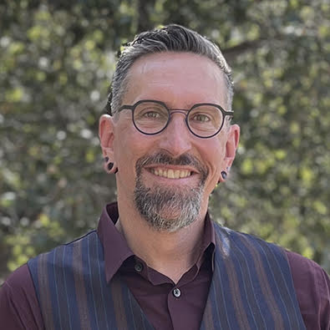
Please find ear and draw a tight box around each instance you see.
[99,114,116,161]
[224,124,240,168]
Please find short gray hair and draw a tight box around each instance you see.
[106,24,234,115]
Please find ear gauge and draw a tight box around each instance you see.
[103,158,118,174]
[217,171,228,184]
[107,162,118,174]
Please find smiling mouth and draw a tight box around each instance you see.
[150,168,192,179]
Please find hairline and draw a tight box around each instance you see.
[109,25,234,117]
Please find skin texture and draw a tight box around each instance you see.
[99,52,240,282]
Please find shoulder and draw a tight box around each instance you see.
[27,231,101,293]
[212,222,330,328]
[0,264,44,329]
[0,231,99,330]
[213,222,288,260]
[286,249,329,282]
[28,230,98,268]
[286,250,330,329]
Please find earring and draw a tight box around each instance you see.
[217,170,228,184]
[103,158,118,174]
[221,171,227,180]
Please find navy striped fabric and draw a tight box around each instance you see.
[28,231,153,330]
[200,226,306,330]
[28,224,306,329]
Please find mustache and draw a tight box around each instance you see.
[136,152,208,177]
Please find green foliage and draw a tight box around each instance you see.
[211,0,330,271]
[1,0,330,281]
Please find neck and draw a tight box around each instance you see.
[116,200,207,284]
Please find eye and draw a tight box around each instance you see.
[142,110,161,118]
[135,103,168,121]
[191,113,211,122]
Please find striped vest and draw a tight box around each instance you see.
[28,224,306,330]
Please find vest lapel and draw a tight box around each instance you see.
[28,231,154,330]
[110,273,154,330]
[200,224,306,330]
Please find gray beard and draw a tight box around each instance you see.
[134,153,208,232]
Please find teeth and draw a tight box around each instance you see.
[168,169,174,178]
[152,168,191,179]
[179,171,187,178]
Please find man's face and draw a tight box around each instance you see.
[100,52,239,231]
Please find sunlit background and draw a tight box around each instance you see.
[1,0,330,283]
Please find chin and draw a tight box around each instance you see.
[134,178,204,232]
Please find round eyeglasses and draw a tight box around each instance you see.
[118,100,233,138]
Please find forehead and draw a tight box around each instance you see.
[123,52,227,108]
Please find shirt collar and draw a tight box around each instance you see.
[198,211,216,271]
[97,202,216,283]
[97,202,134,283]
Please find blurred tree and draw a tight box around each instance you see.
[212,0,330,269]
[0,0,329,281]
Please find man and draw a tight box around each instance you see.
[0,24,329,330]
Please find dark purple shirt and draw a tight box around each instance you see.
[1,203,330,329]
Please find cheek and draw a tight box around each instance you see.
[114,129,154,173]
[205,139,226,165]
[113,129,135,175]
[202,140,227,184]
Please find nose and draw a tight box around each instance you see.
[158,112,192,158]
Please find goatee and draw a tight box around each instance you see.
[134,152,208,232]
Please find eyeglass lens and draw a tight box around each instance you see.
[133,101,224,137]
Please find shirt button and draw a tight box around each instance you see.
[134,262,143,272]
[172,288,181,298]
